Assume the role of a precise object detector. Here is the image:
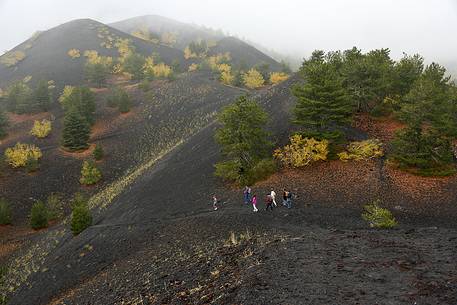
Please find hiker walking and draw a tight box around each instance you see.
[251,194,258,212]
[270,188,277,207]
[212,194,219,211]
[243,186,252,204]
[265,193,274,211]
[282,188,288,206]
[286,190,293,209]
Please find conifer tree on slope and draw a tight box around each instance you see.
[34,80,52,112]
[62,107,90,151]
[0,110,9,139]
[293,55,352,140]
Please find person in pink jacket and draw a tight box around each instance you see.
[251,194,258,212]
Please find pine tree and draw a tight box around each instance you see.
[34,80,52,112]
[59,86,96,125]
[7,82,32,114]
[293,59,352,140]
[85,62,110,87]
[118,91,131,113]
[62,107,90,151]
[214,95,272,184]
[0,110,9,139]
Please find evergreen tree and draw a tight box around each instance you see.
[34,80,52,112]
[85,62,110,87]
[392,53,424,96]
[214,95,272,184]
[118,90,132,113]
[62,107,90,151]
[122,52,146,80]
[293,58,352,140]
[0,110,9,139]
[7,82,32,114]
[60,86,96,125]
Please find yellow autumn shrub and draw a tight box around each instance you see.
[68,49,81,59]
[5,143,42,168]
[188,63,199,72]
[152,63,172,78]
[338,139,384,161]
[243,69,265,89]
[30,119,52,139]
[184,47,197,59]
[270,72,289,84]
[79,161,102,185]
[218,64,234,85]
[274,135,328,168]
[0,51,26,67]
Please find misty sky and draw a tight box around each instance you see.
[1,0,457,63]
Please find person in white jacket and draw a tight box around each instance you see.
[270,188,277,207]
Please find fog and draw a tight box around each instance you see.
[1,0,457,64]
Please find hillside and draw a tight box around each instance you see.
[0,19,186,89]
[110,15,225,51]
[111,15,282,71]
[3,76,457,305]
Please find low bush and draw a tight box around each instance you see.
[5,143,42,168]
[80,161,102,185]
[25,157,40,173]
[338,139,384,161]
[270,72,289,84]
[0,199,12,225]
[93,144,104,161]
[243,69,265,89]
[68,49,81,59]
[118,91,132,113]
[30,201,48,230]
[30,119,52,139]
[245,159,277,185]
[362,200,398,229]
[71,196,92,235]
[274,135,329,167]
[188,63,199,72]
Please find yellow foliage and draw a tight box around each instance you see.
[115,38,134,59]
[151,63,172,79]
[184,47,197,59]
[207,53,231,71]
[274,135,328,167]
[30,120,52,139]
[243,69,265,89]
[161,32,177,46]
[218,64,233,85]
[59,86,74,105]
[83,50,112,66]
[79,161,102,185]
[5,143,42,168]
[188,63,199,72]
[338,139,384,161]
[0,51,26,67]
[270,72,289,84]
[68,49,81,59]
[142,57,155,76]
[23,75,32,83]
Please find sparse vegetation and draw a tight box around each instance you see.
[71,194,92,235]
[30,119,52,139]
[274,135,329,167]
[80,160,102,185]
[30,201,48,230]
[5,143,42,168]
[362,200,398,229]
[46,193,63,222]
[0,199,12,225]
[338,139,384,161]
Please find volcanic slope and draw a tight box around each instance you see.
[5,77,457,305]
[0,19,186,89]
[111,15,283,71]
[110,14,224,51]
[0,71,243,227]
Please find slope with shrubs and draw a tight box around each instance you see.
[0,19,186,90]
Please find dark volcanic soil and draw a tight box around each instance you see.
[2,76,457,305]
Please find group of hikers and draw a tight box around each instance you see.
[244,186,294,212]
[212,186,295,212]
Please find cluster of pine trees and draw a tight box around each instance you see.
[3,79,53,114]
[293,48,457,174]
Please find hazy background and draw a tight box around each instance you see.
[1,0,456,65]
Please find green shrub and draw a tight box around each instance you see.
[80,160,102,185]
[246,159,277,185]
[30,201,48,229]
[46,193,63,221]
[0,199,12,225]
[71,198,92,235]
[118,91,132,113]
[362,200,398,229]
[93,144,104,161]
[25,157,40,173]
[139,79,150,92]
